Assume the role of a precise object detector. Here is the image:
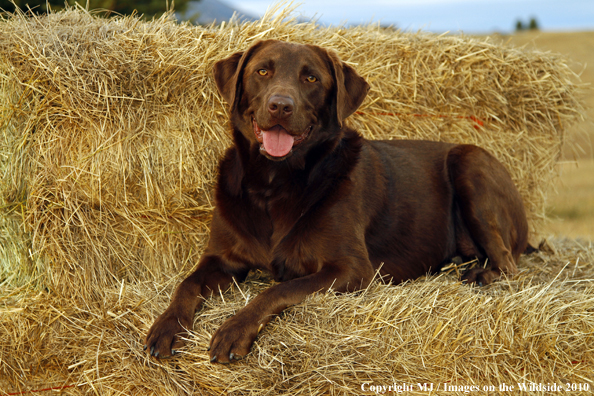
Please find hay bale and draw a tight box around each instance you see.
[1,239,594,394]
[0,6,592,393]
[0,4,583,298]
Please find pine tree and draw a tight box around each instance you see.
[0,0,190,18]
[529,17,539,30]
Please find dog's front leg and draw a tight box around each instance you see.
[145,255,248,358]
[209,260,373,364]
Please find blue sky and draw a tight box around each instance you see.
[227,0,594,33]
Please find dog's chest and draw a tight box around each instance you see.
[247,169,284,210]
[247,179,274,211]
[245,171,306,244]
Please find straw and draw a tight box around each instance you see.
[0,4,584,295]
[0,4,591,394]
[1,238,593,394]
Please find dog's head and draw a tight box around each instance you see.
[213,40,369,161]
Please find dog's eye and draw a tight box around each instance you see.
[257,69,268,76]
[306,75,318,83]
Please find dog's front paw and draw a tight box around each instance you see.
[461,268,499,286]
[144,309,191,359]
[209,313,260,364]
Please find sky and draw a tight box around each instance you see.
[226,0,594,34]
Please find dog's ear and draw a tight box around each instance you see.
[213,40,270,112]
[213,51,244,106]
[327,51,370,127]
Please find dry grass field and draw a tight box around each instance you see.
[546,159,594,240]
[495,31,594,242]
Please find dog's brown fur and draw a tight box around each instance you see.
[145,40,529,363]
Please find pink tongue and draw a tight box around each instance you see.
[262,126,294,157]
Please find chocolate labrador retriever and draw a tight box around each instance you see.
[145,39,528,363]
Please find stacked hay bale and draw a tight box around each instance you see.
[1,5,592,395]
[3,260,594,394]
[0,7,582,298]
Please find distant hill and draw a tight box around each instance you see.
[177,0,257,25]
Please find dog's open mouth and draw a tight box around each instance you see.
[252,118,311,158]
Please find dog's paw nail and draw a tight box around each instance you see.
[229,353,235,360]
[171,349,177,355]
[150,346,155,356]
[478,281,483,287]
[210,355,217,363]
[154,351,159,358]
[143,344,147,351]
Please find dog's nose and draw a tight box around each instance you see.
[267,95,294,119]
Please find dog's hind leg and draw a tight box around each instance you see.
[447,145,529,285]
